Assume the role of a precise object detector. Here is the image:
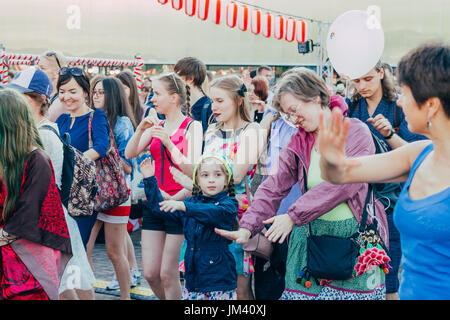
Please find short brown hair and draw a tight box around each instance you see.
[397,42,450,118]
[257,65,272,75]
[251,76,269,102]
[272,67,330,111]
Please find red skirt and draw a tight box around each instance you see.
[0,244,49,300]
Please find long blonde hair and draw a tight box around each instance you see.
[209,75,252,130]
[0,89,43,221]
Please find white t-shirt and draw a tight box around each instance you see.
[38,120,64,187]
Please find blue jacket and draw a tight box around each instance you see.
[143,176,238,292]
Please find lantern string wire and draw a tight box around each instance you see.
[233,0,331,24]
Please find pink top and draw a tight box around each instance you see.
[149,117,193,196]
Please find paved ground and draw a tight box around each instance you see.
[91,228,156,300]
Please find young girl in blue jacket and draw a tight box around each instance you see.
[140,154,239,300]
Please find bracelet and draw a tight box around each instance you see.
[384,129,395,140]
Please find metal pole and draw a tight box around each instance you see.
[0,44,7,84]
[317,22,322,76]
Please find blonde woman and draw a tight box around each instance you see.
[172,75,266,300]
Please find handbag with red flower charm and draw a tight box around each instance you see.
[297,184,391,288]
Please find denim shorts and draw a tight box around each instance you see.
[141,206,183,235]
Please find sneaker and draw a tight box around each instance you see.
[130,268,141,288]
[105,275,120,290]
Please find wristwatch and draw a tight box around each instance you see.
[384,129,395,140]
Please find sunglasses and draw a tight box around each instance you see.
[59,67,84,77]
[45,51,61,69]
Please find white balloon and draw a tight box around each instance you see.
[326,10,384,80]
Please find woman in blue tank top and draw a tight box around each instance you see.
[316,43,450,299]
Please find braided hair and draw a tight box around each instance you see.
[185,83,191,117]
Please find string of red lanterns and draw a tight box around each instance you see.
[156,0,308,44]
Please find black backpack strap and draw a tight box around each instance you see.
[393,104,401,133]
[184,119,194,135]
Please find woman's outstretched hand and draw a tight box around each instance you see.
[318,108,360,184]
[215,228,251,244]
[263,214,294,244]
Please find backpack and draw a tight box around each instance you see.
[348,101,402,214]
[41,125,98,218]
[253,239,288,300]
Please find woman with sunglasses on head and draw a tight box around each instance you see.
[125,73,203,300]
[215,68,389,300]
[55,67,111,250]
[38,50,69,122]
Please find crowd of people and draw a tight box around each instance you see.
[0,41,448,300]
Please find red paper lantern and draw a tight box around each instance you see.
[210,0,222,24]
[251,8,261,34]
[261,12,272,38]
[274,15,285,40]
[285,17,296,42]
[172,0,182,10]
[185,0,196,16]
[237,5,249,31]
[197,0,210,20]
[226,2,238,28]
[157,0,169,4]
[296,20,308,43]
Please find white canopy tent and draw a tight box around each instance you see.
[1,0,448,67]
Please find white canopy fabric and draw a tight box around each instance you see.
[1,0,449,66]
